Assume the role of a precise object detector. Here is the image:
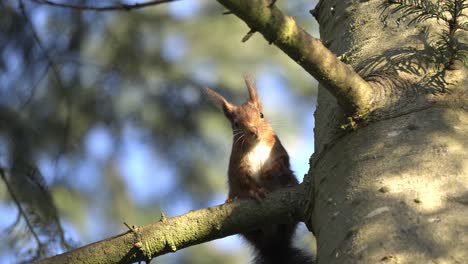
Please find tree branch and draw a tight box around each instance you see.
[0,107,71,259]
[31,0,180,12]
[0,169,44,252]
[19,0,74,206]
[37,184,310,264]
[217,0,374,118]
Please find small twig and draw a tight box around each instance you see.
[19,1,71,249]
[124,222,138,233]
[159,212,167,222]
[226,0,276,42]
[124,222,151,262]
[0,169,45,250]
[242,29,257,42]
[0,168,22,234]
[20,0,73,184]
[30,0,181,12]
[20,61,51,109]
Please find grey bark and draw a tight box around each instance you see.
[308,1,468,263]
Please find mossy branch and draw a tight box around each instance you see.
[217,0,374,117]
[36,185,309,264]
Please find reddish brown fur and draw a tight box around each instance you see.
[206,76,312,264]
[205,77,298,201]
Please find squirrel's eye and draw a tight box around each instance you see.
[260,112,264,119]
[233,122,239,128]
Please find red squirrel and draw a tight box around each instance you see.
[205,75,313,264]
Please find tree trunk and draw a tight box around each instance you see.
[308,1,468,263]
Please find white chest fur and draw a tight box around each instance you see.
[244,141,273,183]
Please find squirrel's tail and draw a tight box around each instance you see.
[243,223,314,264]
[253,246,314,264]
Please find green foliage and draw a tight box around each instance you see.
[382,0,468,67]
[383,0,451,24]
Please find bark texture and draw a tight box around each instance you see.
[309,1,468,263]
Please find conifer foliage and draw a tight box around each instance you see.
[383,0,468,68]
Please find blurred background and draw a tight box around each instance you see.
[0,0,319,263]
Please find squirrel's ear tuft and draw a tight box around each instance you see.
[204,88,235,116]
[244,73,261,109]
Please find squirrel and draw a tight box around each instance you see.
[205,75,313,264]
